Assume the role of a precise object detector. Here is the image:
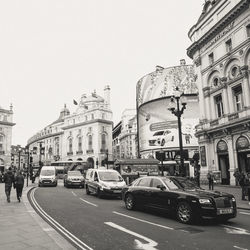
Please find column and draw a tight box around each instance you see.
[227,136,236,186]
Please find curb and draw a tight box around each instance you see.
[237,206,250,211]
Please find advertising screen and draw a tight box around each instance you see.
[138,96,199,152]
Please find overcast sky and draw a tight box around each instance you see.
[0,0,203,146]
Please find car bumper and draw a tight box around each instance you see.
[39,180,57,186]
[101,188,123,196]
[66,181,84,187]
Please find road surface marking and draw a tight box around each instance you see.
[240,212,250,216]
[80,198,98,207]
[233,246,248,250]
[105,222,158,250]
[113,211,174,230]
[222,225,250,235]
[72,191,77,197]
[31,188,93,250]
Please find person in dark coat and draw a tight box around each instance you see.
[207,171,214,190]
[239,172,248,200]
[4,167,15,202]
[14,170,25,202]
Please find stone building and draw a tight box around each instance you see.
[112,109,137,160]
[27,86,113,168]
[11,145,27,170]
[0,104,15,171]
[187,0,250,184]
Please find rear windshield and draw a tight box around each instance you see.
[68,171,81,176]
[99,172,123,182]
[41,169,55,176]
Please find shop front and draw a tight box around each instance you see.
[236,136,250,174]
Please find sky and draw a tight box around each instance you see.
[0,0,204,146]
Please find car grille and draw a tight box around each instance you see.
[41,180,52,184]
[214,197,232,208]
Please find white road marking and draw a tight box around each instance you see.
[80,198,98,207]
[31,188,93,250]
[105,222,158,250]
[233,246,249,250]
[222,225,250,235]
[113,211,174,230]
[240,212,250,216]
[72,191,77,197]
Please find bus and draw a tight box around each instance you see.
[51,160,88,178]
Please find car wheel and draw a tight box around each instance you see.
[86,185,90,195]
[176,202,193,224]
[161,139,165,146]
[125,194,136,210]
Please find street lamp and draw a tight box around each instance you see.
[159,148,164,176]
[25,146,30,187]
[18,147,22,170]
[168,87,187,176]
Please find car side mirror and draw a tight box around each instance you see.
[94,177,99,182]
[156,184,166,191]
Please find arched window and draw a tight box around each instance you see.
[69,138,73,153]
[101,134,106,150]
[78,137,82,151]
[88,135,92,150]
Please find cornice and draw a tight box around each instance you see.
[187,0,250,59]
[62,119,113,130]
[0,121,16,127]
[27,131,64,146]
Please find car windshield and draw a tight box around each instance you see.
[153,131,164,136]
[170,178,200,190]
[98,172,123,182]
[41,170,54,176]
[68,171,81,176]
[162,178,180,190]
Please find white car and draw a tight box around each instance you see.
[148,129,176,146]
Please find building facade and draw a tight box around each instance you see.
[112,109,137,160]
[187,0,250,184]
[11,145,27,170]
[136,62,199,176]
[27,86,113,168]
[0,105,15,171]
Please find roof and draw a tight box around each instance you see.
[115,159,160,165]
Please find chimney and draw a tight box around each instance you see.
[180,59,186,66]
[104,85,110,108]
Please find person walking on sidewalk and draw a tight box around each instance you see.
[3,167,15,202]
[239,172,248,200]
[14,170,24,202]
[207,171,214,190]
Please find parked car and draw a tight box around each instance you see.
[38,166,57,187]
[85,168,127,198]
[122,176,237,224]
[148,129,176,147]
[64,171,85,188]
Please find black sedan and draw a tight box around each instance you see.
[122,176,237,224]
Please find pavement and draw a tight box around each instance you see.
[201,184,250,210]
[0,181,76,250]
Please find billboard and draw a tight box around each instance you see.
[138,96,199,153]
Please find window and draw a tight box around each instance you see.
[102,113,105,119]
[247,24,250,37]
[137,178,151,187]
[78,137,82,151]
[225,39,232,52]
[214,94,224,118]
[88,135,92,150]
[0,135,3,142]
[91,114,94,120]
[208,53,214,65]
[101,134,106,150]
[231,66,239,78]
[69,138,73,153]
[233,85,243,111]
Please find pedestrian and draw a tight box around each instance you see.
[239,172,247,200]
[3,167,15,202]
[207,171,214,190]
[14,170,25,202]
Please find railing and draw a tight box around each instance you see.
[67,152,73,156]
[76,150,83,155]
[86,149,94,154]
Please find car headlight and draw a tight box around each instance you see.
[199,198,212,204]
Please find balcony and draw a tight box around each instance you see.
[0,151,5,155]
[86,149,94,154]
[76,150,83,155]
[67,152,73,156]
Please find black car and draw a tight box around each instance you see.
[122,176,237,224]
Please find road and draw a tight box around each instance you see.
[30,180,250,250]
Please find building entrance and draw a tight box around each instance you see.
[218,154,230,185]
[236,136,250,174]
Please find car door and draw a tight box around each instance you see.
[149,178,169,210]
[134,177,152,207]
[87,170,95,193]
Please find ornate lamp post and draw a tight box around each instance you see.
[168,87,187,176]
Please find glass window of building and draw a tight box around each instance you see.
[101,134,106,150]
[69,138,73,153]
[225,39,232,52]
[0,135,3,142]
[247,24,250,37]
[88,135,92,150]
[214,94,224,118]
[91,114,94,120]
[208,52,214,65]
[78,137,82,151]
[102,113,105,119]
[85,115,88,121]
[233,85,243,111]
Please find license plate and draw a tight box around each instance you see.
[113,190,121,193]
[217,208,233,215]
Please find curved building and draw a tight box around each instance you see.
[136,61,199,176]
[27,86,113,168]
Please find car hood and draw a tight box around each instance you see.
[179,188,233,198]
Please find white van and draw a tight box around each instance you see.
[85,168,126,198]
[38,166,57,187]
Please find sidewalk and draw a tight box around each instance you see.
[201,184,250,210]
[0,181,76,250]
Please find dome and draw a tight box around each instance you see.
[51,104,70,125]
[80,91,104,105]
